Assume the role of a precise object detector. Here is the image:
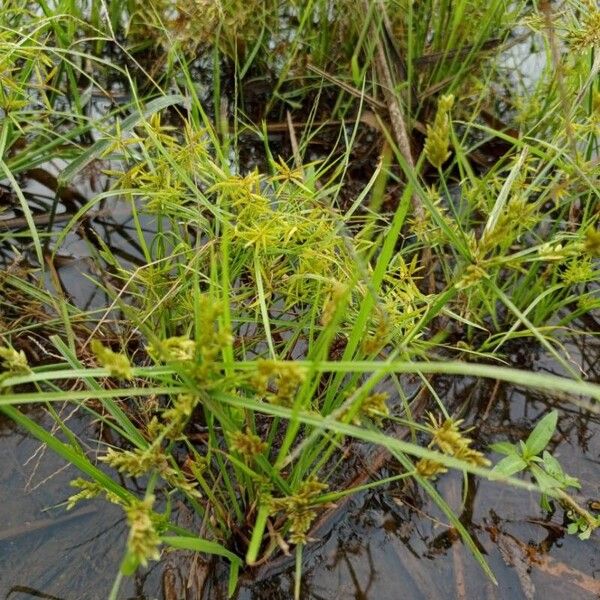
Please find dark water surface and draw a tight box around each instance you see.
[1,338,598,599]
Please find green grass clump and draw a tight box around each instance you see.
[0,0,599,597]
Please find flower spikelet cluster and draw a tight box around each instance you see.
[269,479,328,545]
[91,340,133,380]
[424,94,455,169]
[416,413,490,479]
[125,496,162,568]
[230,430,267,458]
[253,360,307,406]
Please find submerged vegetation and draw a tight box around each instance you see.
[0,0,599,597]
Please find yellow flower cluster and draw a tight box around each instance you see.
[0,345,29,375]
[424,94,455,169]
[353,392,390,425]
[416,413,490,479]
[230,430,268,458]
[253,360,307,406]
[269,479,328,545]
[91,340,133,380]
[568,2,600,53]
[124,496,162,568]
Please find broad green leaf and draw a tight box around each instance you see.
[492,454,527,476]
[567,522,579,535]
[490,441,519,456]
[530,464,561,493]
[541,451,564,479]
[563,473,581,490]
[525,410,558,457]
[542,451,580,490]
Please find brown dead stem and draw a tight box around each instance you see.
[366,0,433,291]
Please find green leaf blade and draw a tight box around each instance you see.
[525,410,558,458]
[492,454,528,476]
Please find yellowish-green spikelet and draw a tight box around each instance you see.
[424,94,455,169]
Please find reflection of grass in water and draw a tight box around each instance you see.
[0,0,599,597]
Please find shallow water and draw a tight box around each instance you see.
[1,336,598,599]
